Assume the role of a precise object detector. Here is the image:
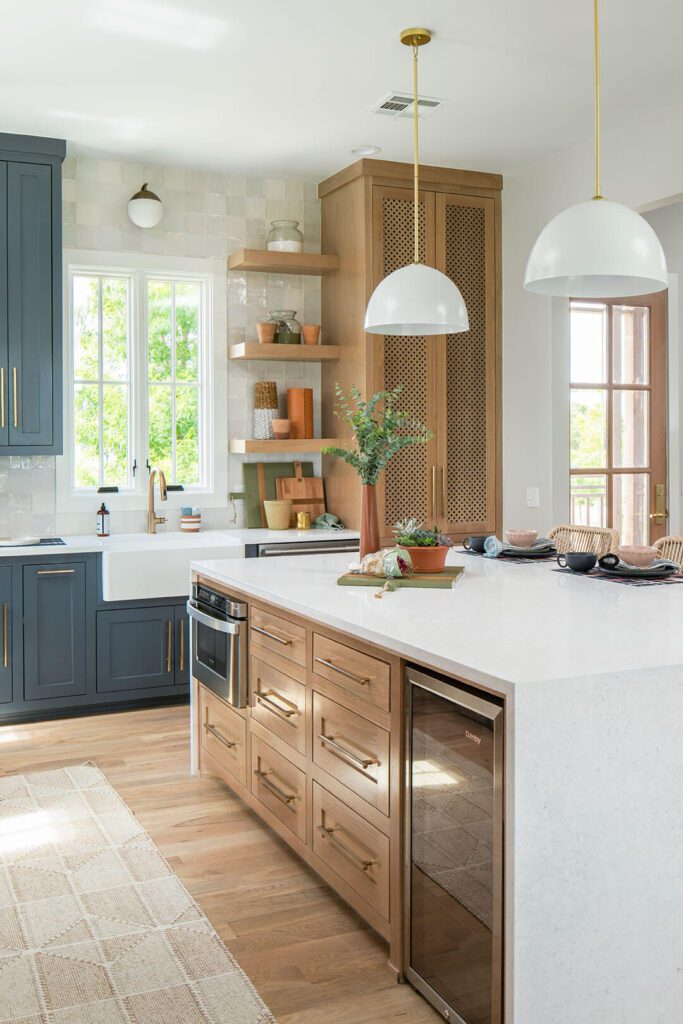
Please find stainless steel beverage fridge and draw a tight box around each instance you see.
[404,667,504,1024]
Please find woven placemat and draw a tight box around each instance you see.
[553,566,683,587]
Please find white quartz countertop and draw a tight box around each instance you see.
[190,548,683,691]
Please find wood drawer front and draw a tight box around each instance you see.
[313,634,390,712]
[251,735,306,842]
[313,783,389,920]
[200,685,247,787]
[251,607,306,668]
[313,692,390,815]
[250,656,307,756]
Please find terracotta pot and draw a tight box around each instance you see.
[272,418,290,440]
[400,544,449,573]
[256,321,276,344]
[359,483,380,558]
[302,324,321,345]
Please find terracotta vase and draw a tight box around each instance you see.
[400,545,449,573]
[359,484,381,558]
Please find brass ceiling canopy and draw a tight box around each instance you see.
[399,27,431,47]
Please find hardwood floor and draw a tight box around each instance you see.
[0,704,440,1023]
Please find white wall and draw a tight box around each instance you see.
[502,95,683,534]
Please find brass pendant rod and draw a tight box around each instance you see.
[412,42,420,262]
[593,0,603,199]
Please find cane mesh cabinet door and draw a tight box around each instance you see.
[436,193,498,538]
[373,186,438,538]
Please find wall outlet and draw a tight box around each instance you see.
[526,486,540,509]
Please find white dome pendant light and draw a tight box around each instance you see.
[525,0,667,298]
[128,183,163,229]
[365,28,468,335]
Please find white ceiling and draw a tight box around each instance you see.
[1,0,682,180]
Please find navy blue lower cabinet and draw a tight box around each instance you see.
[96,606,177,693]
[174,603,189,687]
[0,567,12,703]
[23,561,88,700]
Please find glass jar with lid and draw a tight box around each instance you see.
[266,220,303,253]
[268,310,301,345]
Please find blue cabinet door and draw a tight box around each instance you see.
[0,567,11,704]
[23,562,88,700]
[7,161,54,446]
[0,163,7,448]
[175,603,189,687]
[97,606,176,693]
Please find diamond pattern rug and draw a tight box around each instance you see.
[0,764,276,1023]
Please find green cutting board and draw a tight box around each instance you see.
[243,461,315,528]
[338,567,464,590]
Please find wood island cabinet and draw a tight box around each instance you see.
[317,159,502,542]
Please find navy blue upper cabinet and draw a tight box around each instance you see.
[23,561,88,700]
[0,133,65,455]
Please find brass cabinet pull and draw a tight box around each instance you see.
[204,721,236,749]
[255,689,298,720]
[317,825,377,874]
[441,466,447,520]
[12,367,17,429]
[252,624,292,646]
[166,620,172,672]
[179,620,185,672]
[253,768,297,806]
[431,465,437,518]
[318,732,379,774]
[2,603,8,669]
[36,569,75,576]
[314,656,369,685]
[0,367,5,428]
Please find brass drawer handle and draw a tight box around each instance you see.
[12,367,17,429]
[179,620,185,672]
[314,656,369,685]
[255,689,298,720]
[252,624,292,646]
[317,825,377,874]
[2,602,8,669]
[0,367,4,429]
[167,620,172,673]
[204,721,236,750]
[318,733,379,774]
[254,768,297,806]
[36,569,75,575]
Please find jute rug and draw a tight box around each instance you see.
[0,764,276,1023]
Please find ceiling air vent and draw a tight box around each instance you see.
[370,92,446,119]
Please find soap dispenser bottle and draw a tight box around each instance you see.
[96,503,110,537]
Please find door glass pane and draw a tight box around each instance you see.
[613,473,649,545]
[570,390,607,468]
[570,475,607,527]
[613,390,649,468]
[613,305,649,384]
[570,302,607,383]
[410,684,499,1024]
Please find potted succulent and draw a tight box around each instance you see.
[393,518,453,573]
[323,385,432,558]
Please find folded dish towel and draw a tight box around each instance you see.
[484,536,555,558]
[313,513,345,530]
[599,553,681,572]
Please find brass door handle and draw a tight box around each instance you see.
[314,656,369,685]
[37,569,75,575]
[166,620,172,673]
[317,825,377,874]
[431,466,437,518]
[179,620,185,672]
[0,367,5,429]
[255,689,298,720]
[252,624,292,646]
[204,721,236,749]
[12,367,17,429]
[2,603,8,669]
[318,733,379,773]
[253,768,297,806]
[649,512,668,521]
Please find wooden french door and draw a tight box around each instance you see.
[569,291,668,545]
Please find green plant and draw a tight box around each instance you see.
[393,517,452,548]
[322,385,432,486]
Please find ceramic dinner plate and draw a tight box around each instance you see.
[598,564,678,579]
[500,547,556,559]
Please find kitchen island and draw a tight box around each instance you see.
[189,549,683,1024]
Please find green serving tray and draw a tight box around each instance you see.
[338,567,464,590]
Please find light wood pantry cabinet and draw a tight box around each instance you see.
[318,159,502,542]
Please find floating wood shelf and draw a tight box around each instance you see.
[229,342,340,362]
[227,249,340,276]
[229,438,339,455]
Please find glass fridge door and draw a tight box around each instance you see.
[405,668,504,1024]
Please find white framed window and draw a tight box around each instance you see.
[58,250,227,512]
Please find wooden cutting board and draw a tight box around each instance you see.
[243,461,315,528]
[276,461,326,526]
[337,567,464,590]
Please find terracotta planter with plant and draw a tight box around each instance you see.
[393,518,452,573]
[323,386,432,558]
